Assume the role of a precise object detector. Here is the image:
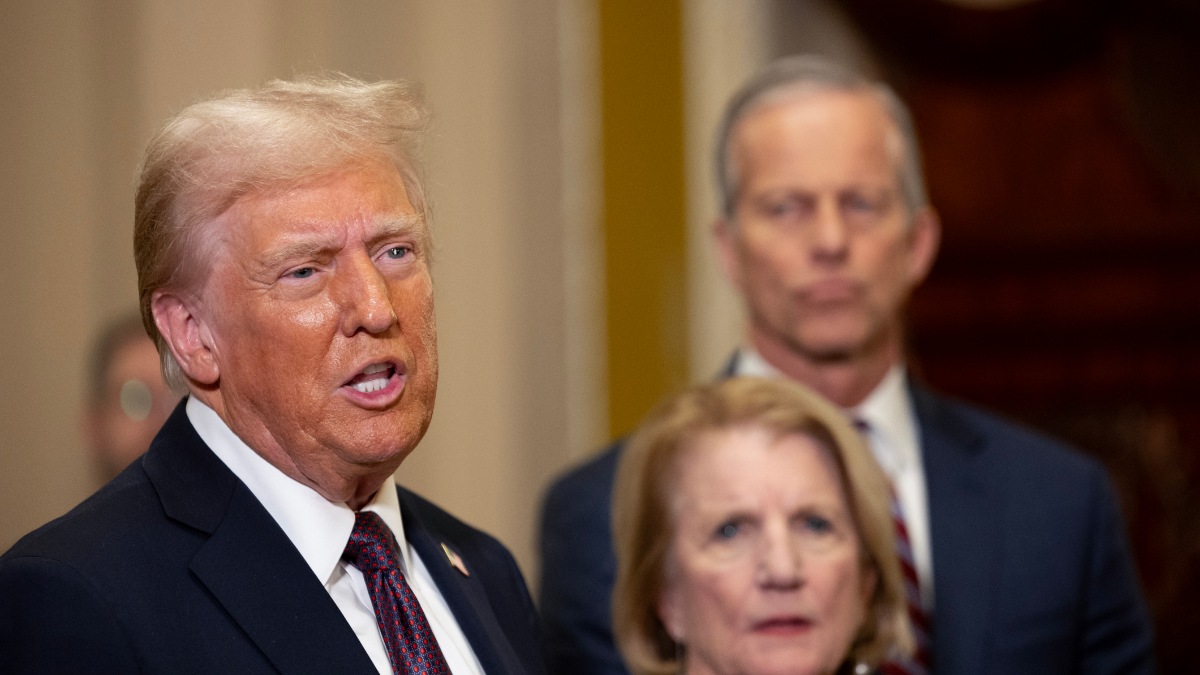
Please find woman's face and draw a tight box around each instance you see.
[658,426,875,675]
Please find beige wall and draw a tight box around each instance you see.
[0,0,607,580]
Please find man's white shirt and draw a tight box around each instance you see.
[735,348,935,611]
[187,397,484,675]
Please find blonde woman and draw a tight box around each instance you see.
[613,377,912,675]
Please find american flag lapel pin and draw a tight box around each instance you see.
[441,542,469,577]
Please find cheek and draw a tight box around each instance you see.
[861,235,912,282]
[289,301,339,331]
[402,280,438,346]
[818,556,872,632]
[675,558,756,640]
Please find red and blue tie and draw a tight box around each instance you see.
[343,511,451,675]
[854,418,932,674]
[880,488,932,674]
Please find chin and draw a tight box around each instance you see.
[788,323,879,361]
[741,657,830,675]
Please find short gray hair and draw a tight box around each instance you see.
[715,55,928,219]
[134,74,430,390]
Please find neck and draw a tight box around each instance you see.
[748,330,901,409]
[191,388,395,511]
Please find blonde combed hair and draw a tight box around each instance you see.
[133,74,430,391]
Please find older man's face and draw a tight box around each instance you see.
[197,159,437,498]
[718,91,937,365]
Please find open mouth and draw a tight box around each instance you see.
[345,362,397,394]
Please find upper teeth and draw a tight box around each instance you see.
[353,378,388,394]
[363,363,389,375]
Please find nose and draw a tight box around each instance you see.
[336,253,398,336]
[757,521,803,590]
[810,199,849,264]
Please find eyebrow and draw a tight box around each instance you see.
[367,213,427,248]
[256,213,426,272]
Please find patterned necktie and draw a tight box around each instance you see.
[853,418,932,674]
[342,511,451,675]
[879,487,932,674]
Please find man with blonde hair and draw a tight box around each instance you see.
[1,75,543,675]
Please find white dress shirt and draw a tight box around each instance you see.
[735,348,935,610]
[187,397,485,675]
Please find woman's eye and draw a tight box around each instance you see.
[802,515,834,535]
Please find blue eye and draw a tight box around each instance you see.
[844,195,875,211]
[289,267,315,279]
[803,515,833,534]
[716,522,741,540]
[384,246,410,259]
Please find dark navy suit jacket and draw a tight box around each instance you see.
[538,380,1154,674]
[0,402,544,674]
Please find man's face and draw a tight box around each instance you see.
[192,160,437,497]
[717,91,937,365]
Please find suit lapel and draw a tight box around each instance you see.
[398,490,527,675]
[911,385,1001,674]
[144,403,376,675]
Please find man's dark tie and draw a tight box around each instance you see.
[853,418,932,675]
[342,511,451,675]
[879,486,932,675]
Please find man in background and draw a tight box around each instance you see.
[540,55,1153,674]
[82,312,178,483]
[2,74,543,674]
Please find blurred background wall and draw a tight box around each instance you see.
[1,0,1196,670]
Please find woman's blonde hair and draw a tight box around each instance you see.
[611,377,913,674]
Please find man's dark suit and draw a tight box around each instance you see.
[539,381,1154,675]
[0,402,544,674]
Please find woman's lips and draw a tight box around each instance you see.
[752,616,814,636]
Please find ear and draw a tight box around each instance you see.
[656,582,686,644]
[713,217,743,291]
[860,559,879,606]
[905,206,941,287]
[151,290,220,386]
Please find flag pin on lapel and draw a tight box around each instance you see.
[442,542,469,577]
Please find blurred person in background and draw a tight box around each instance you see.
[612,377,912,675]
[83,312,179,483]
[540,55,1153,675]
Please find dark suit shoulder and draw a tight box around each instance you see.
[915,386,1104,480]
[541,439,624,530]
[914,386,1154,674]
[1,460,197,571]
[538,440,631,675]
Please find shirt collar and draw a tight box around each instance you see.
[734,346,919,474]
[733,346,785,379]
[185,396,410,584]
[851,364,919,475]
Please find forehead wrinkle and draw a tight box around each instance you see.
[255,228,344,272]
[368,213,426,245]
[254,211,425,271]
